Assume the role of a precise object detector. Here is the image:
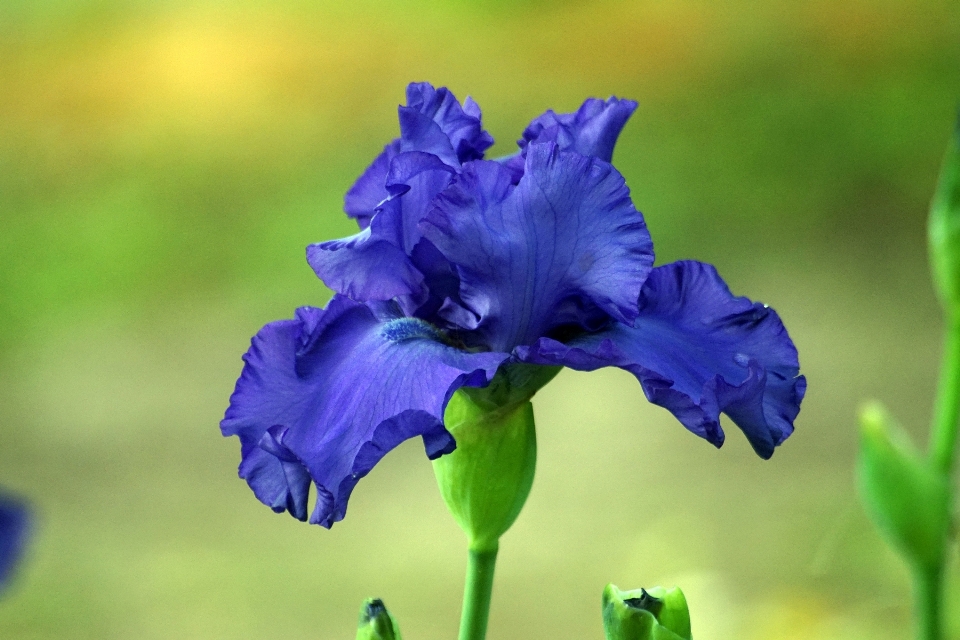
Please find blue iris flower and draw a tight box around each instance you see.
[0,493,29,594]
[222,82,806,528]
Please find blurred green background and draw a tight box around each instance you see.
[1,0,959,638]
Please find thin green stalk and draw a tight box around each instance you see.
[458,545,498,640]
[931,319,960,475]
[916,317,960,640]
[915,566,943,640]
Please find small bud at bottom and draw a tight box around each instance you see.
[602,584,692,640]
[356,598,402,640]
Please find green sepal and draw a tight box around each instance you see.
[355,598,402,640]
[602,583,692,640]
[857,401,951,570]
[928,111,960,314]
[433,364,560,550]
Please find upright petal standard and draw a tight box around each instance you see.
[222,82,805,527]
[422,144,654,351]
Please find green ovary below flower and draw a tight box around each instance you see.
[433,364,559,551]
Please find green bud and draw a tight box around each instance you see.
[928,111,960,313]
[356,598,402,640]
[433,364,560,551]
[602,583,692,640]
[857,401,951,570]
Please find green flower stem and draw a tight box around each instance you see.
[930,319,960,475]
[458,544,499,640]
[916,566,944,640]
[914,317,960,640]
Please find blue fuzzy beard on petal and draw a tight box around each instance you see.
[380,317,445,344]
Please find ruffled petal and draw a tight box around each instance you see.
[519,97,638,162]
[382,160,458,255]
[517,261,805,458]
[421,142,654,352]
[324,83,493,303]
[384,150,455,195]
[342,84,492,225]
[0,493,29,592]
[401,83,494,165]
[311,153,457,304]
[499,97,637,184]
[343,140,400,229]
[221,297,509,527]
[306,223,426,302]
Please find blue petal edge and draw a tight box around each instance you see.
[221,297,509,527]
[517,261,806,458]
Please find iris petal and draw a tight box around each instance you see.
[422,142,654,352]
[402,83,494,164]
[0,493,29,592]
[221,296,508,527]
[308,159,454,303]
[315,82,490,305]
[306,224,426,302]
[343,140,400,228]
[501,97,638,180]
[516,261,806,458]
[343,83,492,227]
[520,96,638,162]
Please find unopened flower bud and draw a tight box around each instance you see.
[602,583,692,640]
[858,401,950,570]
[356,598,402,640]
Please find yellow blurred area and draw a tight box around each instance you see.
[1,1,959,638]
[2,1,950,142]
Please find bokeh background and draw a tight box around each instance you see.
[1,0,959,638]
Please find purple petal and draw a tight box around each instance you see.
[399,108,460,168]
[497,152,526,185]
[421,143,654,352]
[221,297,509,527]
[306,224,426,302]
[325,83,492,303]
[385,151,455,196]
[401,83,494,165]
[311,154,458,304]
[403,238,469,322]
[0,493,30,592]
[342,85,492,225]
[517,261,805,458]
[382,161,458,255]
[519,97,638,163]
[344,140,400,229]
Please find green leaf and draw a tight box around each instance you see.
[857,401,951,570]
[602,584,693,640]
[928,112,960,314]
